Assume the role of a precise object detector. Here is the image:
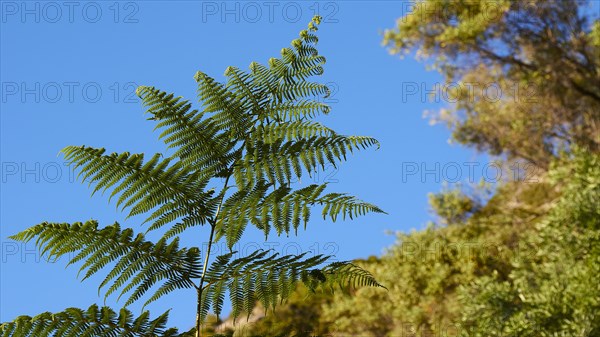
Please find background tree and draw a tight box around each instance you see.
[458,150,600,336]
[384,0,600,168]
[0,16,385,337]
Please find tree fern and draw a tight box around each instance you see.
[9,221,201,308]
[0,304,192,337]
[198,250,384,322]
[2,16,386,337]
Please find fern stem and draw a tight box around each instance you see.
[196,173,232,337]
[195,223,216,337]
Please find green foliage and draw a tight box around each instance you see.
[214,182,384,248]
[9,221,202,308]
[427,182,489,225]
[384,0,600,168]
[2,16,384,336]
[0,304,189,337]
[61,147,217,234]
[198,250,381,323]
[459,150,600,336]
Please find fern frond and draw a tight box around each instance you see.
[214,179,274,249]
[236,135,379,191]
[195,71,253,140]
[252,121,335,144]
[225,66,267,116]
[0,304,186,337]
[315,261,386,292]
[199,249,384,323]
[277,81,331,103]
[279,184,386,232]
[215,181,384,249]
[9,221,201,308]
[315,192,387,222]
[267,17,326,86]
[268,100,331,120]
[136,86,235,175]
[61,146,215,232]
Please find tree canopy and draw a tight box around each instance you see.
[384,0,600,168]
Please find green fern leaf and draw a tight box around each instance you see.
[9,221,201,308]
[198,249,385,324]
[0,304,187,337]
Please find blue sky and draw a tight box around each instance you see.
[1,0,492,331]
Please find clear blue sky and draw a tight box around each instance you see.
[1,1,491,331]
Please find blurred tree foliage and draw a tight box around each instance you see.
[458,151,600,336]
[385,0,600,168]
[427,181,491,225]
[228,1,600,336]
